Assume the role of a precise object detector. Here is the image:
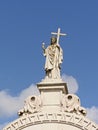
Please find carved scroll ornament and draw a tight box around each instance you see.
[61,94,87,116]
[18,95,42,116]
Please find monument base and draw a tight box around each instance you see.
[37,80,68,112]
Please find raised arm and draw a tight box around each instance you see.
[42,43,46,56]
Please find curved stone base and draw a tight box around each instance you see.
[3,112,98,130]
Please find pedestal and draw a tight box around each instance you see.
[37,81,68,112]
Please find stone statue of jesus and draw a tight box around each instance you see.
[42,37,63,79]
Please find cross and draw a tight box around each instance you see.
[51,28,67,45]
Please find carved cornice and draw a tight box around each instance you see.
[3,112,98,130]
[37,81,68,94]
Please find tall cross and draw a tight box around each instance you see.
[51,28,67,45]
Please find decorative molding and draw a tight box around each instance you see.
[37,81,68,94]
[61,94,87,116]
[18,95,42,116]
[3,112,98,130]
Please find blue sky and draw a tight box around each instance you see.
[0,0,98,129]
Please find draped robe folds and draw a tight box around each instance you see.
[44,43,63,79]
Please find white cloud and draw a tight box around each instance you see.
[0,84,39,129]
[0,74,79,129]
[0,84,39,118]
[19,84,39,101]
[0,74,78,119]
[61,74,98,124]
[87,106,98,124]
[1,77,98,129]
[62,74,79,93]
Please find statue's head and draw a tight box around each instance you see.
[51,37,57,44]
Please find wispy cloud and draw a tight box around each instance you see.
[0,84,39,118]
[0,74,78,118]
[62,74,79,93]
[0,84,39,129]
[62,74,98,124]
[1,75,98,130]
[87,106,98,124]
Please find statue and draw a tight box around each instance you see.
[42,37,63,79]
[42,28,67,79]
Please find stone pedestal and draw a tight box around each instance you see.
[37,81,68,112]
